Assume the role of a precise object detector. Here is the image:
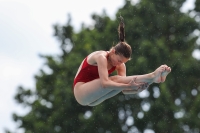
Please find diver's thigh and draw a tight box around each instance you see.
[74,79,113,105]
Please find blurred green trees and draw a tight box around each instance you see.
[11,0,200,133]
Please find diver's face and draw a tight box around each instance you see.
[110,50,129,66]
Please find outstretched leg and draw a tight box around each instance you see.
[122,65,171,94]
[74,65,171,106]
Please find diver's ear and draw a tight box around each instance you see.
[110,48,116,54]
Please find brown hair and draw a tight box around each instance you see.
[113,16,132,59]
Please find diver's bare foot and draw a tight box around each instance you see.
[152,65,166,83]
[161,65,171,82]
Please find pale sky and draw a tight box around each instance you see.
[0,0,197,133]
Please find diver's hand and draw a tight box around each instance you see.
[123,77,149,94]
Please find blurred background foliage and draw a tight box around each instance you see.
[8,0,200,132]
